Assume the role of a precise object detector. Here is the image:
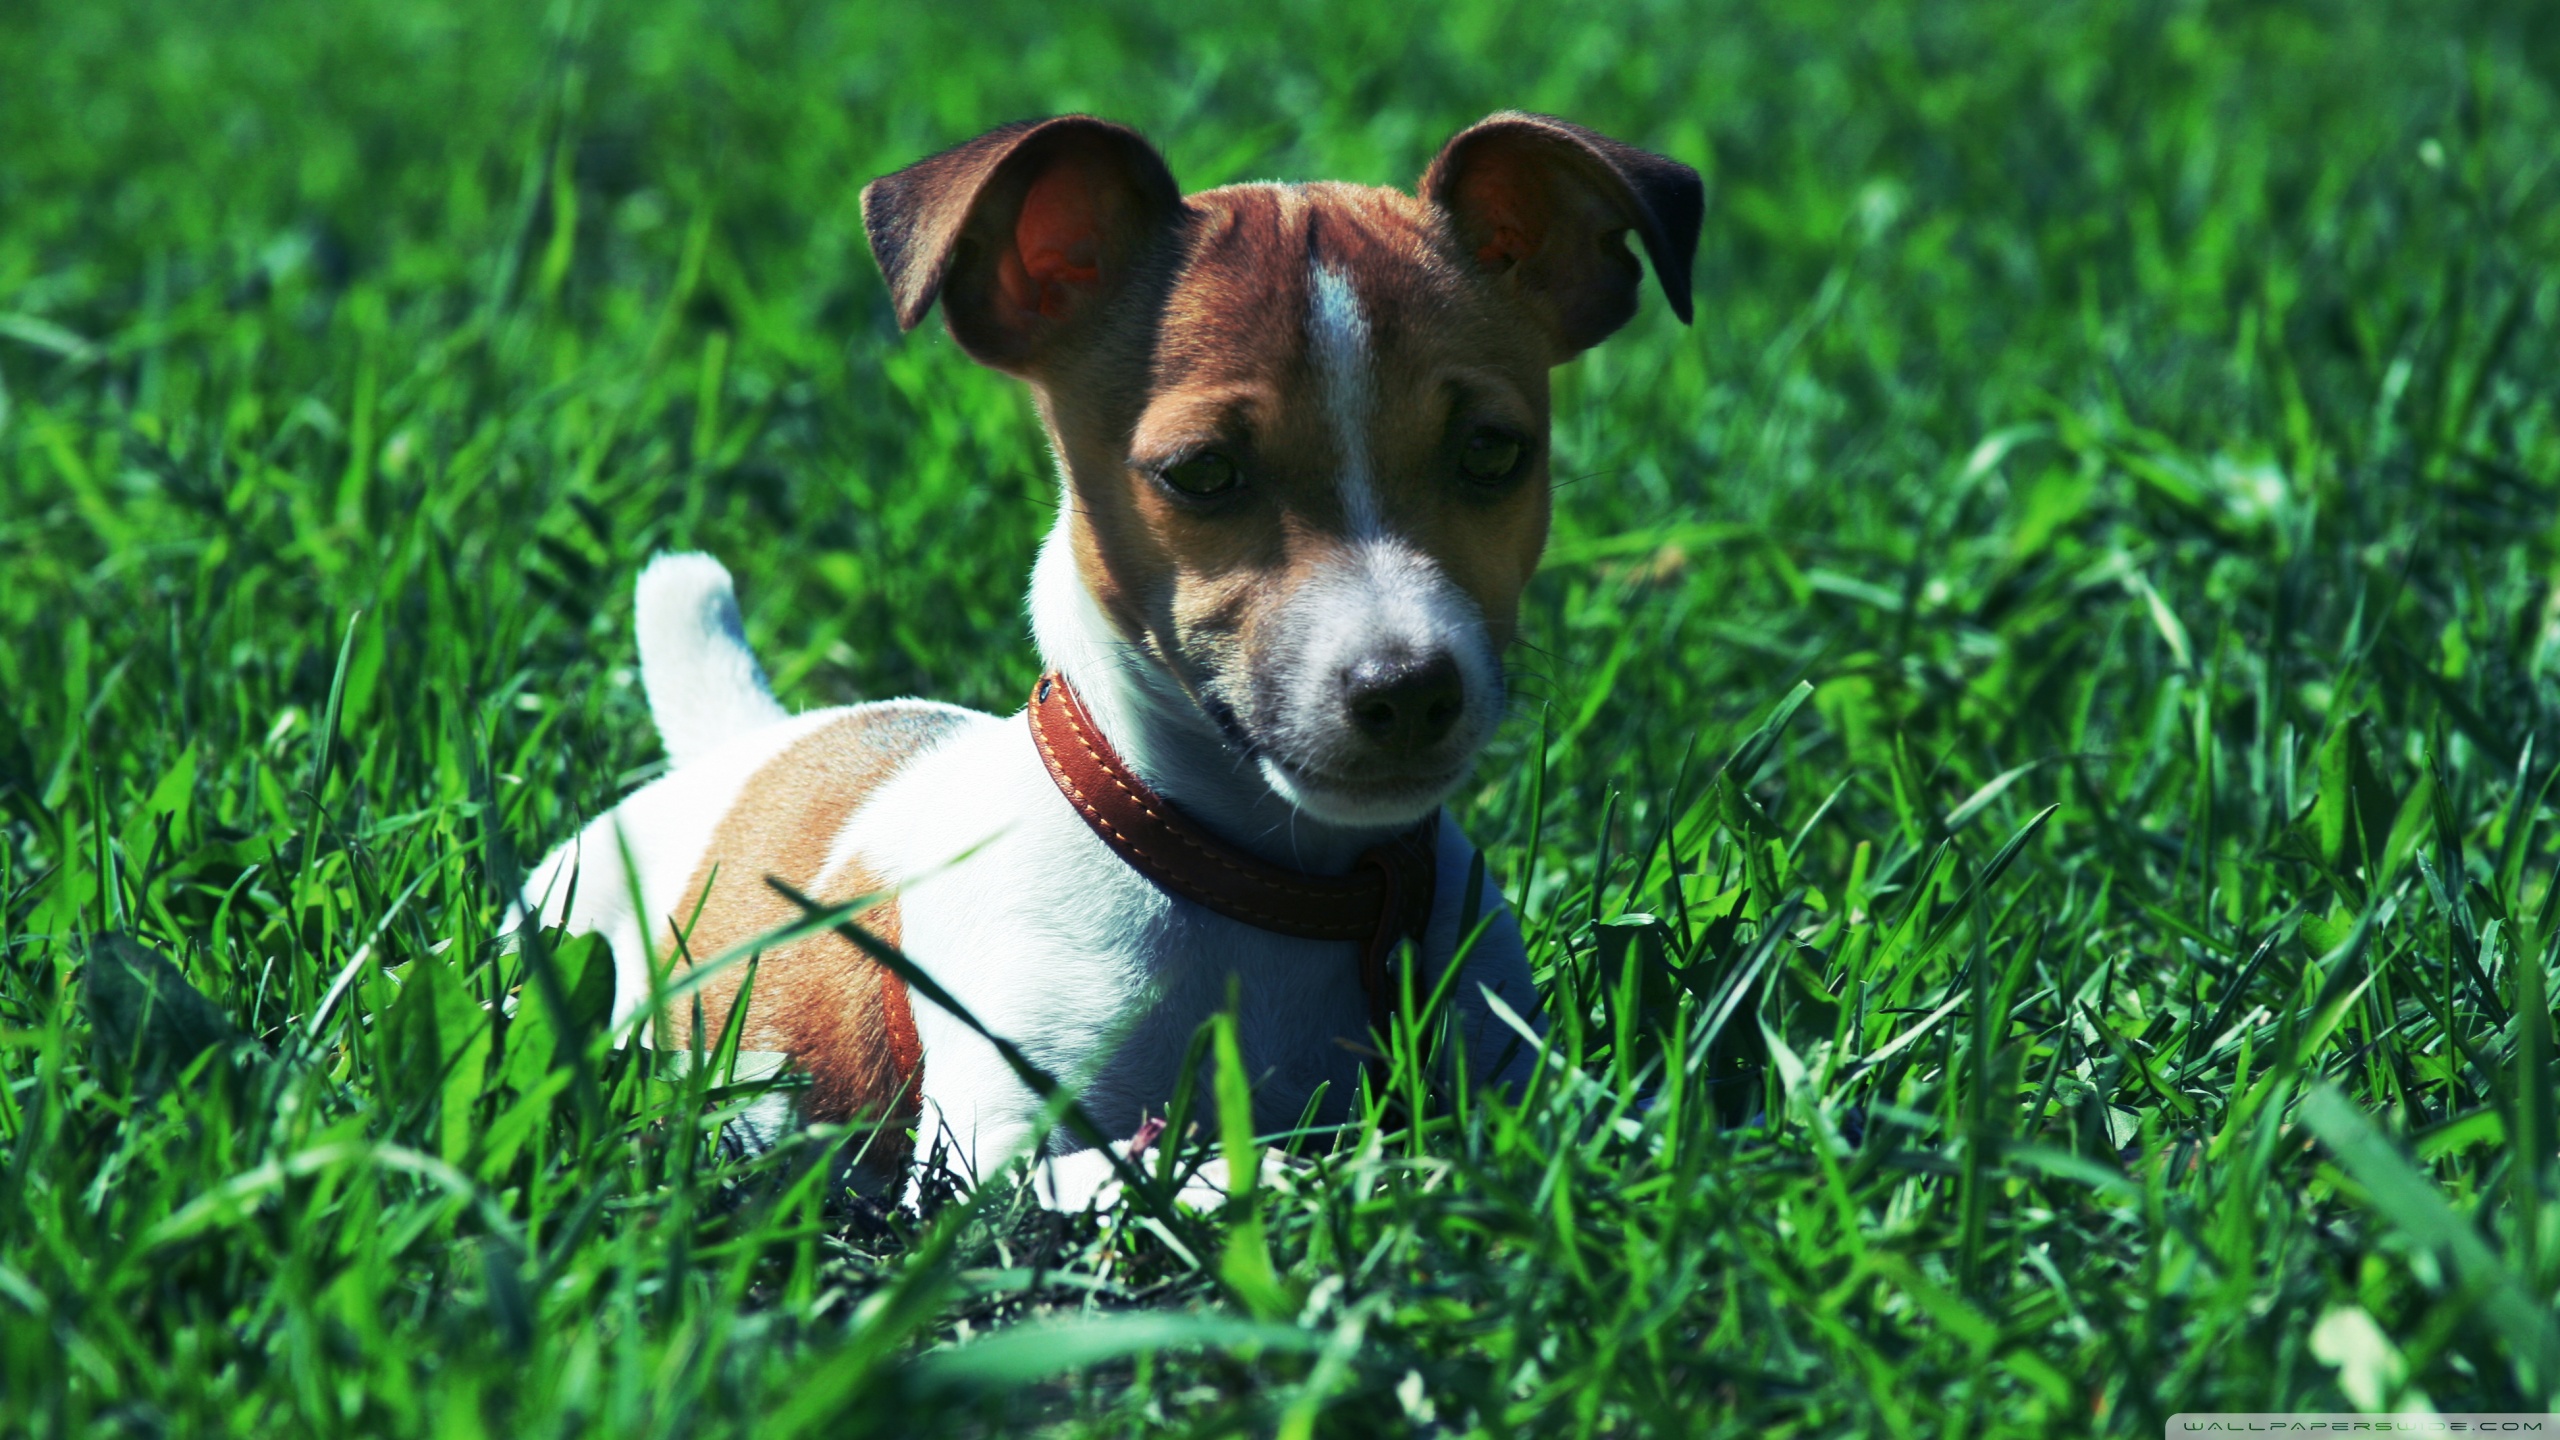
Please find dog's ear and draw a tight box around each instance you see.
[862,116,1185,374]
[1422,113,1702,362]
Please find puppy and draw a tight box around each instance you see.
[528,113,1702,1205]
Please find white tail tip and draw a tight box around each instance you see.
[634,552,789,768]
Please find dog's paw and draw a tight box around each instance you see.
[1173,1151,1296,1208]
[1030,1145,1297,1213]
[1030,1147,1126,1212]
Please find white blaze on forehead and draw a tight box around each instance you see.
[1306,261,1379,536]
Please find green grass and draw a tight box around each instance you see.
[5,0,2560,1432]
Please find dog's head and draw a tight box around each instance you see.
[863,114,1700,828]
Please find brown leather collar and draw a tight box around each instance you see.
[1027,671,1436,1043]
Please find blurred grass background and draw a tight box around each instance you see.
[5,0,2560,1433]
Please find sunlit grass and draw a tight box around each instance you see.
[4,0,2560,1432]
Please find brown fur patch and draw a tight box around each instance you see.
[658,703,964,1168]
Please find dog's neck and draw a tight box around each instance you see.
[1027,505,1404,875]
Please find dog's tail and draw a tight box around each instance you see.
[634,552,790,768]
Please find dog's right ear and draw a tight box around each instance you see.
[861,117,1184,375]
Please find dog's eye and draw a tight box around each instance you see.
[1160,452,1240,497]
[1460,428,1524,483]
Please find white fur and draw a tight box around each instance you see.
[1256,537,1504,828]
[634,552,789,767]
[1308,262,1379,537]
[532,533,1544,1208]
[847,718,1539,1187]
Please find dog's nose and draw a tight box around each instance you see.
[1342,651,1464,754]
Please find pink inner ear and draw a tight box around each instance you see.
[1002,161,1110,320]
[1459,162,1551,273]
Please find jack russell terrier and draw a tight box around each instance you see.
[526,112,1701,1207]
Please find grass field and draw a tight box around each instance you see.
[5,0,2560,1432]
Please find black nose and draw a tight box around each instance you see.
[1342,652,1465,754]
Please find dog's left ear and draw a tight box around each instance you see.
[1422,113,1702,362]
